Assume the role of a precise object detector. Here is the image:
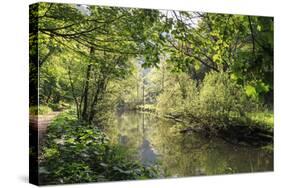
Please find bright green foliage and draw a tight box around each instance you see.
[35,2,162,123]
[39,110,158,185]
[30,105,52,115]
[108,59,143,110]
[33,3,273,122]
[136,104,157,111]
[187,72,253,128]
[39,53,72,105]
[156,71,256,128]
[245,85,258,98]
[156,12,273,104]
[247,111,274,130]
[157,72,198,116]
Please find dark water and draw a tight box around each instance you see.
[106,111,273,177]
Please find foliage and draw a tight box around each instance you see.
[39,111,158,185]
[48,101,71,111]
[30,105,52,115]
[33,2,273,124]
[157,12,273,104]
[136,104,157,113]
[187,72,255,128]
[155,71,270,130]
[108,59,143,110]
[156,71,198,117]
[39,54,72,105]
[247,111,274,130]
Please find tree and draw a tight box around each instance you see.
[35,2,162,122]
[157,11,273,103]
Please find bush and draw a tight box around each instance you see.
[185,72,256,128]
[247,111,274,130]
[30,105,52,115]
[156,72,261,129]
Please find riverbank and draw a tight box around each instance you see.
[37,109,273,183]
[38,110,158,185]
[136,104,273,147]
[106,111,273,176]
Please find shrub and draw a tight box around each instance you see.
[247,111,274,130]
[185,72,256,128]
[156,71,261,129]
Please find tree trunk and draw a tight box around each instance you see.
[81,47,94,120]
[88,77,107,123]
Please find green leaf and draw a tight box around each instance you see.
[66,137,75,144]
[256,82,270,93]
[230,73,238,81]
[194,62,201,71]
[245,85,257,97]
[212,54,222,63]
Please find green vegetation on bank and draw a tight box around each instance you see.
[137,106,274,131]
[39,110,158,185]
[247,111,274,130]
[138,72,273,131]
[29,102,71,115]
[136,71,273,145]
[30,105,52,115]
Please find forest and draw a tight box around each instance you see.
[29,3,273,185]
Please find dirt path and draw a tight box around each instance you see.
[30,111,61,149]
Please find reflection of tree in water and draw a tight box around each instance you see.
[118,134,128,145]
[139,139,157,166]
[106,112,273,177]
[139,112,157,166]
[149,118,273,177]
[107,111,143,148]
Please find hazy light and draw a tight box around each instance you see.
[75,4,91,16]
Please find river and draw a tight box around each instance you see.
[106,111,273,177]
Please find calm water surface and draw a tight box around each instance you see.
[106,111,273,177]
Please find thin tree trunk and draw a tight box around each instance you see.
[162,65,165,92]
[88,77,106,123]
[67,64,80,118]
[81,47,94,120]
[248,16,256,64]
[46,90,52,104]
[143,80,145,106]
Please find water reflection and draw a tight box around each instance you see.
[118,135,128,145]
[140,139,157,166]
[106,111,273,177]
